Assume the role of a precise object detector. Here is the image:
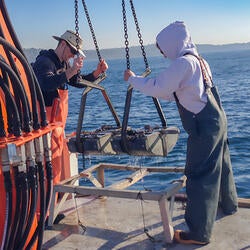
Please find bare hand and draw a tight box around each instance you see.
[93,59,108,78]
[73,56,84,72]
[66,56,84,80]
[124,69,135,81]
[98,59,108,72]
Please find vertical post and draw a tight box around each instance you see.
[48,189,57,227]
[158,195,174,243]
[169,195,175,223]
[97,165,105,187]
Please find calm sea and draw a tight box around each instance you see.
[66,50,250,198]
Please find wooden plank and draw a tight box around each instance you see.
[171,194,250,209]
[59,163,184,186]
[107,169,149,189]
[54,176,186,203]
[79,163,102,175]
[87,173,103,188]
[54,184,165,201]
[59,174,80,185]
[99,163,184,173]
[163,175,186,199]
[97,166,105,187]
[48,191,57,227]
[58,163,101,184]
[237,198,250,208]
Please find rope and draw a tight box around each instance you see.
[136,191,155,243]
[74,190,87,233]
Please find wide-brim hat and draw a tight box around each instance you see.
[53,30,86,57]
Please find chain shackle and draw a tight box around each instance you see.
[81,0,102,62]
[122,0,130,70]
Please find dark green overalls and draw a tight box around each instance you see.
[174,55,238,242]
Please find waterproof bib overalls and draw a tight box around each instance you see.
[46,88,69,186]
[174,55,238,242]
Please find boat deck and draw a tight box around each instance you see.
[43,195,250,250]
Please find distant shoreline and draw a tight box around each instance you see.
[24,42,250,63]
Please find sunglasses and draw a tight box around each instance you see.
[67,43,77,55]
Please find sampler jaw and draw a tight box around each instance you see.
[68,126,180,157]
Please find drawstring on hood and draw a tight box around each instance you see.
[156,21,198,60]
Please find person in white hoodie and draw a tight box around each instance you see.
[124,21,238,245]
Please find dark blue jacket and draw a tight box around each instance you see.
[32,49,96,106]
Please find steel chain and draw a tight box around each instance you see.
[122,0,130,69]
[74,0,80,50]
[81,0,102,62]
[129,0,149,70]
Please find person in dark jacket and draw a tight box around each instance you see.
[32,30,108,186]
[33,29,107,107]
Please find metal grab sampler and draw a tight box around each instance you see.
[67,71,180,157]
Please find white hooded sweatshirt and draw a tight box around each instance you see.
[128,21,211,114]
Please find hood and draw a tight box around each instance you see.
[36,49,62,67]
[156,21,198,60]
[36,49,57,61]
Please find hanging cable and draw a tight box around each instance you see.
[2,169,12,250]
[8,162,28,250]
[0,32,26,125]
[0,77,21,136]
[0,144,17,250]
[0,102,6,137]
[0,0,47,128]
[15,165,37,250]
[22,138,46,250]
[0,57,16,134]
[0,2,51,250]
[0,59,31,133]
[0,3,33,127]
[13,169,29,249]
[0,36,41,130]
[6,167,21,250]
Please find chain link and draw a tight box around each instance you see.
[74,0,80,50]
[122,0,149,70]
[129,0,149,70]
[81,0,102,62]
[122,0,130,69]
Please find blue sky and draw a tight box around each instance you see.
[5,0,250,50]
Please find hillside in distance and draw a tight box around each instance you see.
[24,42,250,63]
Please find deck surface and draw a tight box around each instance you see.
[43,196,250,250]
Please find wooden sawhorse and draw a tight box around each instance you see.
[48,163,186,243]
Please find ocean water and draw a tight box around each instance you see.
[66,50,250,198]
